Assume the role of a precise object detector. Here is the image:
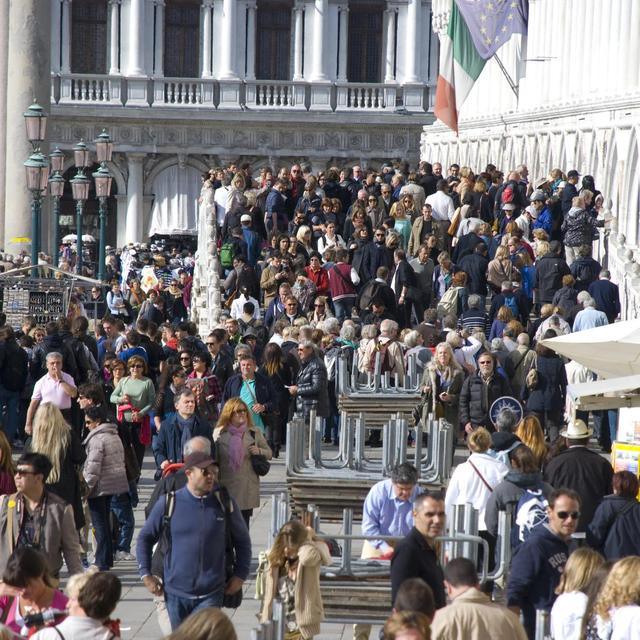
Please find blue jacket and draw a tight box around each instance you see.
[221,372,276,413]
[586,495,640,560]
[532,207,553,235]
[136,485,251,598]
[242,228,261,266]
[152,414,214,469]
[507,525,569,638]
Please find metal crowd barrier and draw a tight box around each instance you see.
[269,494,514,585]
[286,411,453,484]
[535,609,551,640]
[250,599,285,640]
[336,353,421,394]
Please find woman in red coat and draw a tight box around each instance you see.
[305,252,329,296]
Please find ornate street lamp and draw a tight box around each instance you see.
[95,130,113,164]
[23,102,48,276]
[23,152,49,276]
[23,102,47,150]
[48,148,65,267]
[92,164,113,282]
[71,141,91,275]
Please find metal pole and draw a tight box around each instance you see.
[97,195,107,281]
[52,195,61,267]
[75,200,84,274]
[30,196,40,277]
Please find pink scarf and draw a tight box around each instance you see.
[227,423,247,472]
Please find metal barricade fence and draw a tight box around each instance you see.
[535,609,551,640]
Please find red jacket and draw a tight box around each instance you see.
[305,266,329,296]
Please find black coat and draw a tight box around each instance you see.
[221,372,276,413]
[551,286,578,317]
[362,242,392,283]
[534,254,570,304]
[586,495,640,560]
[544,446,614,532]
[211,351,235,388]
[560,183,578,215]
[393,259,418,301]
[588,279,621,322]
[391,527,446,609]
[452,232,482,263]
[295,355,330,418]
[523,354,567,412]
[458,252,489,296]
[459,372,513,429]
[570,256,601,292]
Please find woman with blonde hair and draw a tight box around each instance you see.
[515,415,549,470]
[550,548,604,640]
[30,402,85,530]
[260,520,331,639]
[487,244,520,293]
[383,611,431,640]
[214,398,271,528]
[166,607,237,640]
[593,556,640,638]
[489,305,515,341]
[418,342,464,428]
[0,432,15,495]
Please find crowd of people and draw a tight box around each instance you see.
[0,156,628,640]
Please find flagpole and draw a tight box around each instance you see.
[493,53,519,100]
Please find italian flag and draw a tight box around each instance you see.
[434,2,487,134]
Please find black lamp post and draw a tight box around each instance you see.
[23,102,48,276]
[93,130,114,282]
[71,141,91,275]
[48,147,65,267]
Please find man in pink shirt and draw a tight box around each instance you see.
[25,352,77,434]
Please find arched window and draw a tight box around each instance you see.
[164,0,200,78]
[71,0,108,74]
[256,1,292,80]
[348,1,384,83]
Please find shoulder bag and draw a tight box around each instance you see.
[468,459,494,493]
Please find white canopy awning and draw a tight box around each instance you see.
[541,320,640,379]
[568,375,640,411]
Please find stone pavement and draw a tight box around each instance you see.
[107,452,380,640]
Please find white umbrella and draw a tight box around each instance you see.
[541,320,640,379]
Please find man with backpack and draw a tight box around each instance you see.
[137,449,251,630]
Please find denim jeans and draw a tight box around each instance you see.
[110,492,135,553]
[165,590,224,630]
[88,494,114,570]
[333,298,354,323]
[0,384,20,442]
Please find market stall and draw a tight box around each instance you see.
[0,265,106,328]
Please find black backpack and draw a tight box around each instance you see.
[0,341,28,392]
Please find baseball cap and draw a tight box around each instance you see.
[184,451,216,470]
[530,190,546,202]
[567,170,580,179]
[502,203,516,211]
[240,214,252,223]
[526,205,539,219]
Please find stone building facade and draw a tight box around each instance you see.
[421,0,640,320]
[1,0,440,253]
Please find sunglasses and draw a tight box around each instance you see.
[556,511,580,521]
[206,342,216,347]
[129,364,143,369]
[15,469,37,477]
[180,356,191,361]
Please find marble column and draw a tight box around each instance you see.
[219,0,238,79]
[127,0,146,75]
[245,1,257,80]
[384,8,397,83]
[201,0,213,77]
[292,2,304,81]
[61,0,72,74]
[51,0,62,74]
[0,0,8,249]
[4,0,51,253]
[404,0,421,83]
[337,5,349,82]
[109,0,121,75]
[310,0,328,81]
[153,0,164,76]
[126,154,144,243]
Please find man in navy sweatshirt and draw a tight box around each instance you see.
[136,450,252,630]
[506,488,581,640]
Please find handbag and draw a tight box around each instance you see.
[447,208,462,236]
[250,431,271,477]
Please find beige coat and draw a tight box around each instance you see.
[359,338,405,384]
[431,588,527,640]
[213,426,271,510]
[260,541,332,639]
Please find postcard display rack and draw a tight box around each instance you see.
[3,287,66,328]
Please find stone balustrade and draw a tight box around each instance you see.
[51,74,431,113]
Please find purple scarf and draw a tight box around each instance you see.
[227,423,247,472]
